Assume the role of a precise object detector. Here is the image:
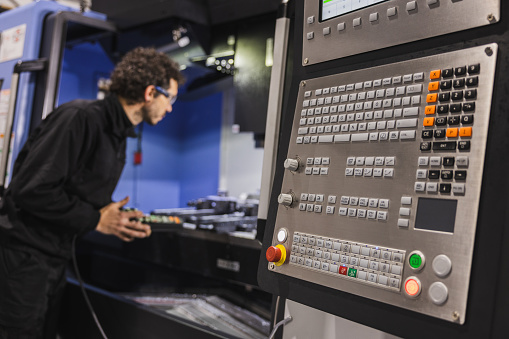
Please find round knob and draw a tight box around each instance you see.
[278,193,293,206]
[432,254,452,278]
[284,158,299,171]
[266,246,282,262]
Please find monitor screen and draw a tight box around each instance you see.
[321,0,390,21]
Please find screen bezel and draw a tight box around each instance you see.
[319,0,391,22]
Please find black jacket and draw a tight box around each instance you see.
[0,95,134,258]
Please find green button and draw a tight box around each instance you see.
[348,268,357,278]
[409,254,422,268]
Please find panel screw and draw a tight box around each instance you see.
[301,81,306,87]
[485,47,493,56]
[304,58,309,64]
[269,263,275,270]
[487,14,496,23]
[452,311,460,321]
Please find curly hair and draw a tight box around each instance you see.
[109,47,184,104]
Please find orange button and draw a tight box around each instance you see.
[446,128,459,138]
[460,127,472,137]
[423,117,435,126]
[425,105,436,115]
[430,70,441,79]
[405,278,421,297]
[426,94,438,103]
[266,246,282,262]
[428,81,440,91]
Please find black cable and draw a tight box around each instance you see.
[71,235,109,339]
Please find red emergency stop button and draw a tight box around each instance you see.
[404,276,422,298]
[266,244,287,266]
[266,246,282,262]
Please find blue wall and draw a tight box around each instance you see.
[58,42,223,213]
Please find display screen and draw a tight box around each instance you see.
[415,198,457,233]
[321,0,389,21]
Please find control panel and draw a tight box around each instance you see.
[303,0,500,65]
[266,44,497,323]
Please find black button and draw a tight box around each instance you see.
[448,116,461,125]
[422,130,433,139]
[468,64,480,74]
[439,93,451,101]
[455,66,467,76]
[437,105,449,114]
[455,170,467,180]
[463,102,475,112]
[440,80,452,90]
[461,115,474,124]
[433,141,457,150]
[429,170,441,179]
[434,129,446,138]
[420,142,432,151]
[465,89,477,100]
[451,91,464,100]
[435,117,447,126]
[453,79,465,88]
[466,76,479,87]
[441,170,453,180]
[443,157,455,166]
[442,68,454,78]
[450,104,462,113]
[440,183,452,194]
[458,141,471,151]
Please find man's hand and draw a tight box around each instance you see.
[95,196,152,241]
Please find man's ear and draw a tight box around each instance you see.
[144,85,156,102]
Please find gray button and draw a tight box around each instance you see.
[401,197,412,205]
[307,16,315,24]
[353,17,362,27]
[307,32,314,40]
[398,219,409,228]
[337,22,346,31]
[369,13,379,22]
[323,27,331,36]
[428,282,449,305]
[406,1,417,12]
[432,254,452,277]
[387,7,397,17]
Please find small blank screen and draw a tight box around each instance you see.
[414,198,457,233]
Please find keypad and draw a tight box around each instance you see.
[290,232,405,291]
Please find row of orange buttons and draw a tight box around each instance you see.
[422,121,472,137]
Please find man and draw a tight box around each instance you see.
[0,47,184,338]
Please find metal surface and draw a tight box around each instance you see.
[268,44,497,323]
[259,3,291,220]
[302,0,500,65]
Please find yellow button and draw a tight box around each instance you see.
[423,117,435,126]
[446,128,459,138]
[428,81,440,91]
[430,70,441,80]
[426,93,438,103]
[425,105,436,115]
[459,127,472,137]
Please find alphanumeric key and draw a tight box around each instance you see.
[442,68,454,78]
[450,104,462,113]
[420,142,432,151]
[439,93,451,102]
[453,79,465,88]
[443,157,455,166]
[452,91,464,100]
[435,117,447,126]
[437,105,449,114]
[422,130,433,139]
[434,129,446,138]
[465,89,477,100]
[440,183,452,194]
[458,141,471,151]
[448,116,461,125]
[455,66,467,76]
[468,64,480,74]
[463,102,475,112]
[455,170,467,180]
[440,80,452,90]
[429,170,441,179]
[461,115,474,124]
[466,77,479,87]
[441,170,453,180]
